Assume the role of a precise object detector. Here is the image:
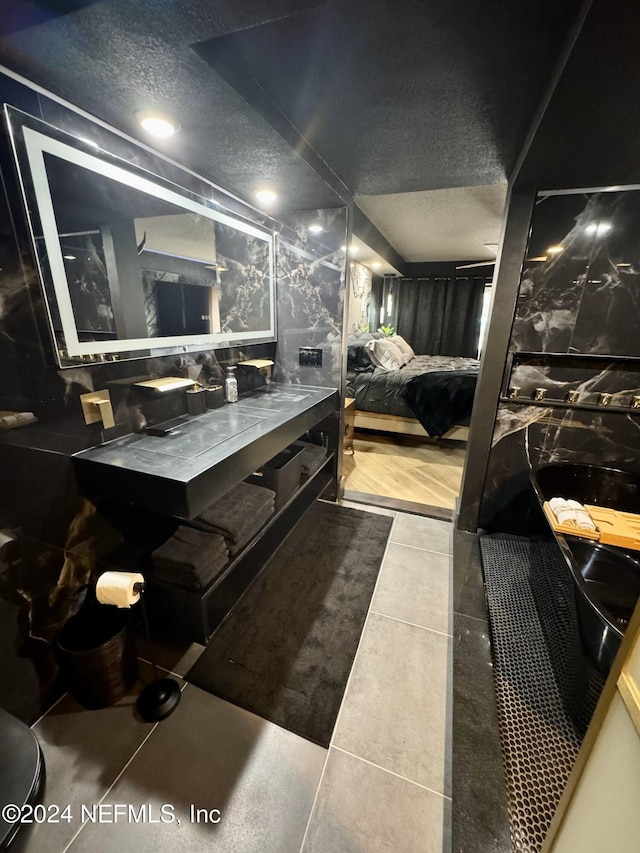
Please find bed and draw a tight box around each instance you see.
[346,332,479,439]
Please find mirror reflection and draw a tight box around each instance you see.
[14,121,275,366]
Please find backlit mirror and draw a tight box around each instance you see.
[6,107,276,367]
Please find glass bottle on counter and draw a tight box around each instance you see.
[225,366,238,403]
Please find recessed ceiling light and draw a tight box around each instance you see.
[617,262,632,267]
[255,189,277,207]
[348,245,359,256]
[546,245,564,254]
[586,222,612,235]
[308,224,323,234]
[527,256,548,262]
[63,254,76,260]
[135,110,180,139]
[372,262,381,269]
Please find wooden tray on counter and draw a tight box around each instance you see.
[543,502,640,550]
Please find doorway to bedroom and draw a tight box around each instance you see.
[342,187,501,516]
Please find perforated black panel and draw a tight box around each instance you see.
[480,533,583,852]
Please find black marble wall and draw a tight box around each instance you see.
[0,72,346,723]
[274,208,347,390]
[480,190,640,530]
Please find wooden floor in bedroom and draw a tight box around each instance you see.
[342,430,467,511]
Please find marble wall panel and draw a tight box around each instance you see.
[511,191,640,356]
[274,208,347,390]
[346,261,373,334]
[482,188,640,531]
[215,222,272,336]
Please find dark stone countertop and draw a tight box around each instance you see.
[72,384,339,518]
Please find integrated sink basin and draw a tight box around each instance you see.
[131,409,267,459]
[73,384,339,518]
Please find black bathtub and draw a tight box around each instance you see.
[531,463,640,674]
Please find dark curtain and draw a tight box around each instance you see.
[395,278,447,354]
[369,276,383,331]
[442,277,484,357]
[396,276,484,357]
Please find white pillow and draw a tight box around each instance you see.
[365,338,405,370]
[389,335,415,362]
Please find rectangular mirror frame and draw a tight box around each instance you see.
[6,107,277,367]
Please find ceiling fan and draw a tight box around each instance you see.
[455,243,499,270]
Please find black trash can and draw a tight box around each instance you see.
[54,605,138,709]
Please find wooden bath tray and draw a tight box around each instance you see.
[543,502,640,550]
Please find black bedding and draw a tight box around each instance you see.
[403,370,477,437]
[346,354,478,437]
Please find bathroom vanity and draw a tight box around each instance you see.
[73,384,338,518]
[73,384,340,644]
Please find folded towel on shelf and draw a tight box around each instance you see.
[151,527,229,589]
[195,500,276,555]
[295,442,327,476]
[152,526,228,563]
[227,501,275,554]
[193,481,276,552]
[153,562,225,590]
[548,497,597,531]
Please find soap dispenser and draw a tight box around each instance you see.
[225,366,238,403]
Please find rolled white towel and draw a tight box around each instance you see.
[575,511,597,531]
[549,496,596,531]
[557,509,580,527]
[549,497,569,514]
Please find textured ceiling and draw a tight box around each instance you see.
[356,185,508,262]
[195,0,584,195]
[0,0,586,261]
[0,0,343,210]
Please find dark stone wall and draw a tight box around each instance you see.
[480,190,640,531]
[0,72,346,722]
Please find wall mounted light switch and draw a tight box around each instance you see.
[299,347,323,367]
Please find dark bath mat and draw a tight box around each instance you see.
[186,502,393,747]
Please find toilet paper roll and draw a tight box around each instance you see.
[96,571,145,608]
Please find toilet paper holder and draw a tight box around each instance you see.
[96,572,180,722]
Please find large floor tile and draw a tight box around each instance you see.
[391,514,452,555]
[301,748,447,853]
[17,663,166,853]
[371,543,451,635]
[67,685,326,853]
[135,637,206,677]
[333,612,450,794]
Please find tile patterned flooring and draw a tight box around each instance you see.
[16,507,452,853]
